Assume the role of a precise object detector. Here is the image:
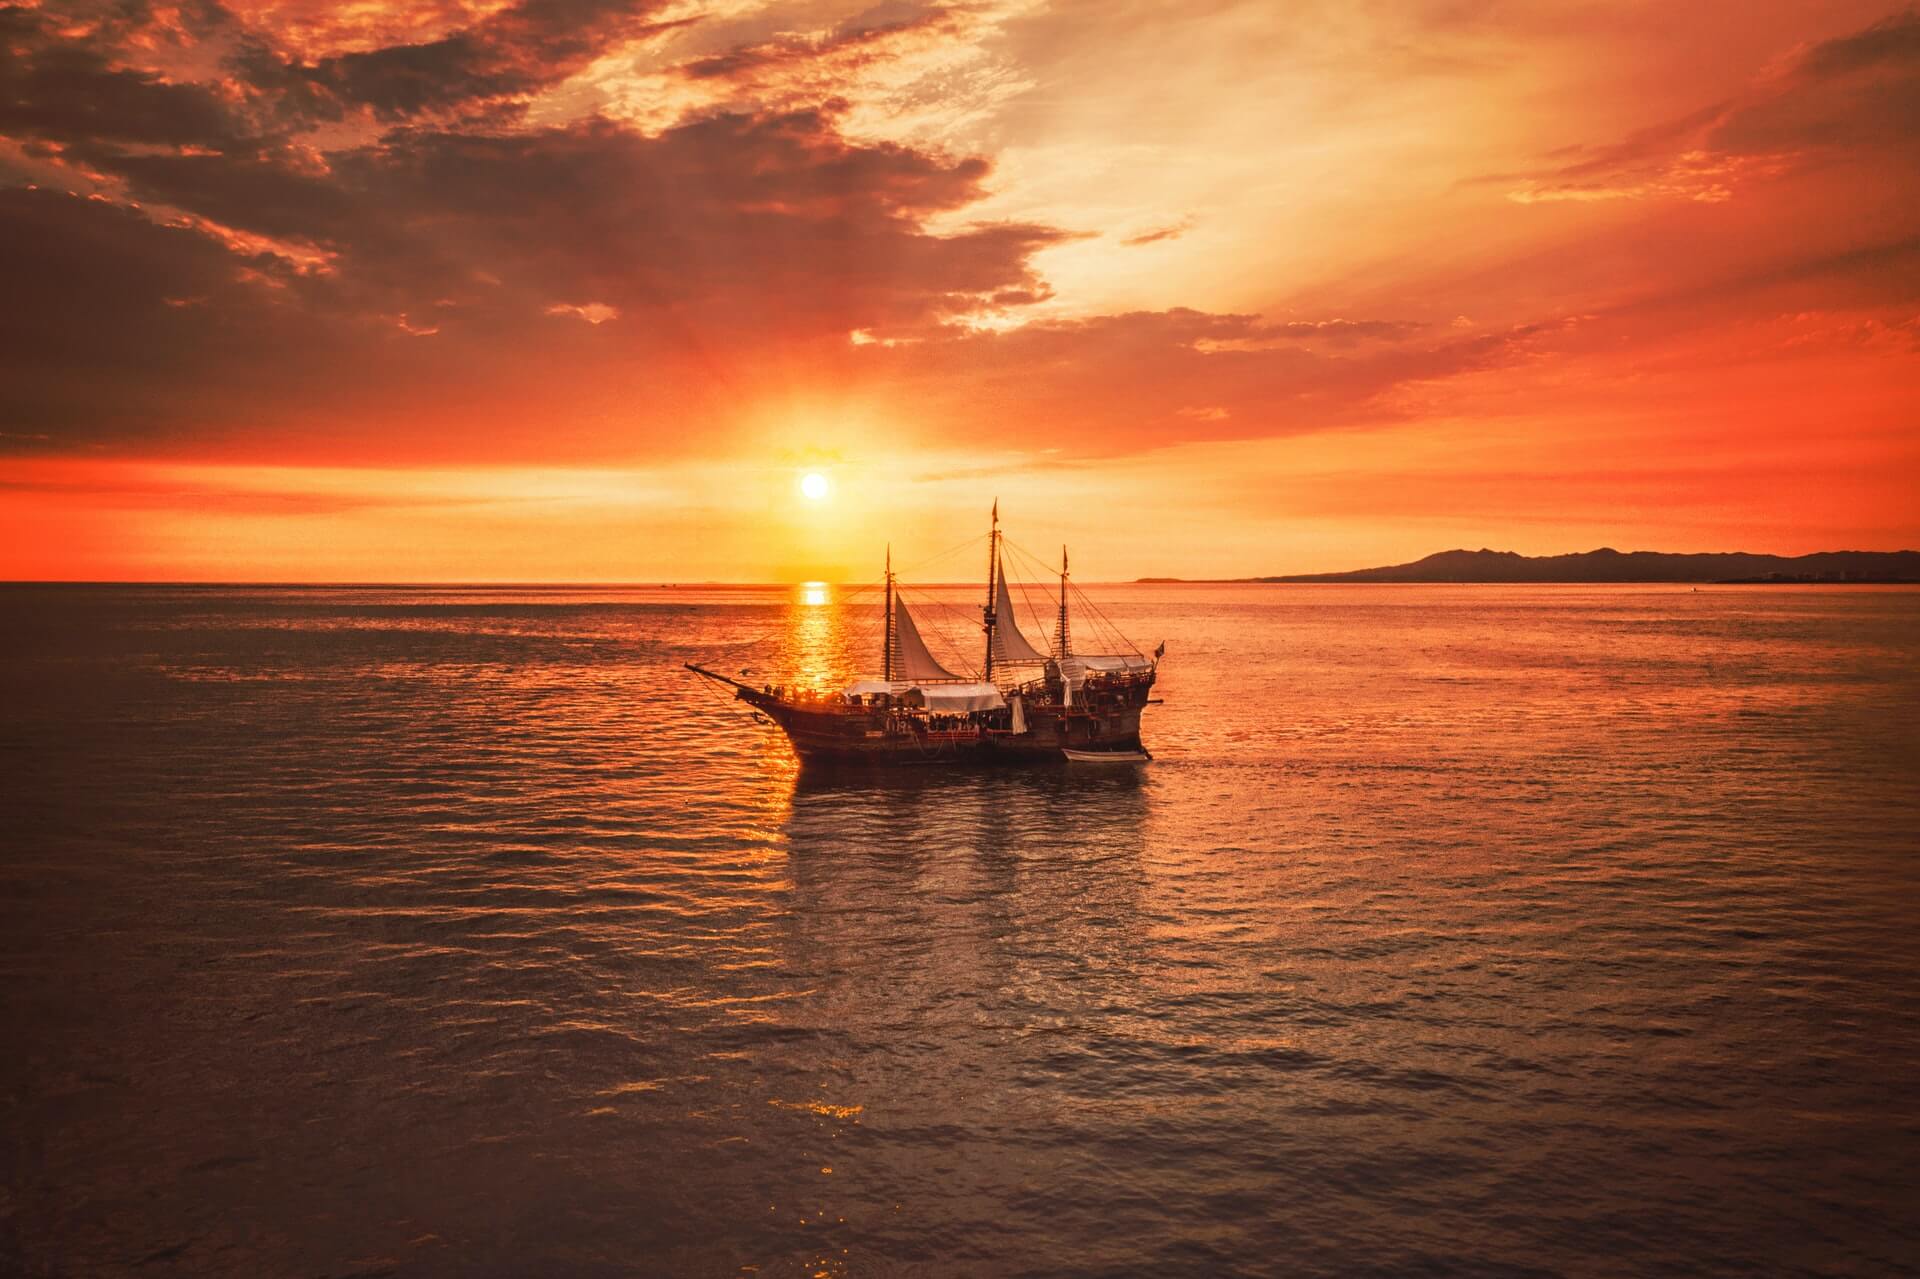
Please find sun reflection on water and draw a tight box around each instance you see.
[791,582,836,693]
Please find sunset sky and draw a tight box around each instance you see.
[2,0,1916,581]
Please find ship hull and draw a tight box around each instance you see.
[735,679,1154,767]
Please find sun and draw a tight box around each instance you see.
[799,471,830,501]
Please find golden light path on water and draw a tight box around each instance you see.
[794,581,836,691]
[1,583,1916,1275]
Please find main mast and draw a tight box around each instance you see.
[982,500,999,682]
[1055,545,1071,658]
[883,544,894,682]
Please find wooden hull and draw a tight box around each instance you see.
[735,677,1155,767]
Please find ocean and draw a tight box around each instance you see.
[2,583,1916,1276]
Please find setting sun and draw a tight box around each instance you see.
[799,472,830,502]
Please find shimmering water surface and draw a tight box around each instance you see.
[3,584,1917,1277]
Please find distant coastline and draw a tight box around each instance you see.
[1139,548,1920,585]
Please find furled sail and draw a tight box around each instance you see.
[894,595,961,682]
[992,555,1050,665]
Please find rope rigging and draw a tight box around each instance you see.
[683,532,993,682]
[686,522,1150,694]
[998,545,1059,659]
[999,535,1146,659]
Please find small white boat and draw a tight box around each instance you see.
[1062,748,1152,764]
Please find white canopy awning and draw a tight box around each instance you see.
[842,679,1006,711]
[901,682,1005,712]
[843,679,907,698]
[1057,654,1154,682]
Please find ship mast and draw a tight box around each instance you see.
[982,500,999,682]
[883,544,894,682]
[1055,545,1071,658]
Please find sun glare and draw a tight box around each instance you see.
[800,471,830,501]
[800,581,829,607]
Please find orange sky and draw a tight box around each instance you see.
[2,0,1916,581]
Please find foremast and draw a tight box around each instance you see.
[982,500,999,682]
[883,544,894,681]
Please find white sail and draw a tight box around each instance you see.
[894,595,962,682]
[993,554,1050,665]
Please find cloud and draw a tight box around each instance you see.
[1796,7,1920,78]
[0,185,325,441]
[678,6,958,83]
[219,1,523,62]
[1260,319,1426,345]
[0,7,246,150]
[302,0,693,120]
[545,301,620,323]
[3,0,1914,523]
[848,309,1550,454]
[553,0,1036,146]
[0,141,1523,465]
[0,1,1066,464]
[1501,10,1920,204]
[1120,218,1192,247]
[0,98,1072,457]
[1629,234,1920,317]
[1708,9,1920,157]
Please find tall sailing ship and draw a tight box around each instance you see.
[687,505,1162,765]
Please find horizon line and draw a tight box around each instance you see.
[5,545,1918,590]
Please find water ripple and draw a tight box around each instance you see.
[1,584,1916,1276]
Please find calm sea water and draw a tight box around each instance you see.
[2,583,1916,1277]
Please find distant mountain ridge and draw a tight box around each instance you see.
[1145,547,1920,584]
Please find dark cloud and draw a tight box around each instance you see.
[0,187,323,442]
[680,5,954,82]
[0,98,1073,456]
[0,0,697,156]
[98,107,1055,325]
[3,0,1778,473]
[1801,7,1920,76]
[0,6,244,149]
[0,156,1496,464]
[1,0,1047,332]
[306,0,692,120]
[1709,10,1920,157]
[1505,9,1920,201]
[1624,233,1920,319]
[107,144,352,244]
[0,0,1504,468]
